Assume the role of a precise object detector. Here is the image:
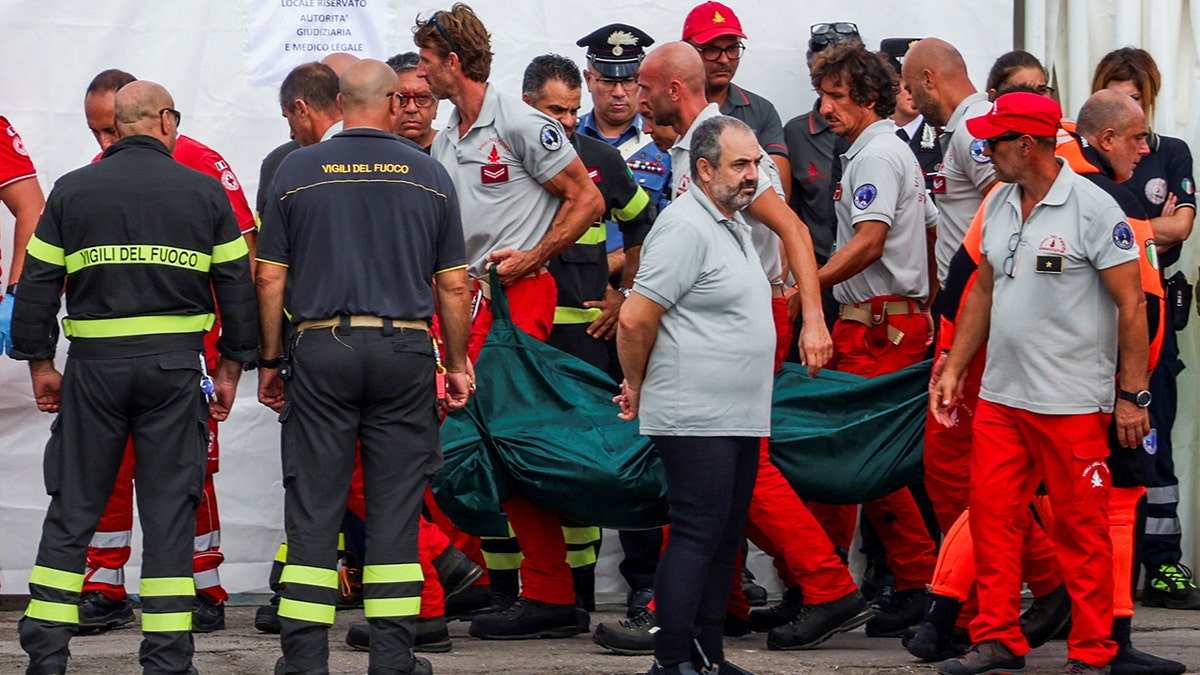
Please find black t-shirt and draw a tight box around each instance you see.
[1122,133,1195,268]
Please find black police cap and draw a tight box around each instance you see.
[576,23,655,78]
[880,37,922,62]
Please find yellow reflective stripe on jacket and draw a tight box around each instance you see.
[567,548,598,568]
[612,184,650,222]
[211,236,249,264]
[140,577,195,597]
[553,306,603,325]
[25,599,79,624]
[363,596,421,618]
[62,313,216,339]
[29,565,84,593]
[280,565,338,589]
[575,224,607,246]
[278,597,336,625]
[26,235,65,267]
[363,563,423,585]
[65,245,211,274]
[142,611,192,632]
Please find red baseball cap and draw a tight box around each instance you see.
[682,2,747,44]
[965,92,1063,139]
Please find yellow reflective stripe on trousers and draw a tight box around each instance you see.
[612,183,650,222]
[481,551,524,571]
[29,565,84,592]
[363,563,423,585]
[561,526,600,545]
[566,548,598,568]
[553,306,603,325]
[142,611,192,632]
[25,599,79,624]
[25,235,66,267]
[575,224,607,246]
[62,313,215,338]
[140,577,195,597]
[278,597,336,625]
[274,542,289,563]
[279,564,338,589]
[64,245,211,274]
[211,236,249,264]
[363,596,422,618]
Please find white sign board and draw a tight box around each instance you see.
[246,0,388,86]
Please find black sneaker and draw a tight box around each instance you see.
[750,586,803,633]
[593,607,655,655]
[938,639,1026,675]
[443,584,493,621]
[77,591,135,635]
[468,597,581,639]
[345,617,452,653]
[1061,658,1110,675]
[1109,643,1186,675]
[905,620,966,661]
[742,567,768,607]
[627,587,654,618]
[254,602,281,634]
[866,587,925,637]
[1020,584,1071,648]
[192,597,226,633]
[432,546,484,600]
[766,591,873,651]
[1142,563,1200,610]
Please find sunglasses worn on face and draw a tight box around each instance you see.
[985,132,1025,147]
[159,108,181,126]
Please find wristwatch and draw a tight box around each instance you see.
[618,287,633,298]
[258,356,284,369]
[1118,389,1152,408]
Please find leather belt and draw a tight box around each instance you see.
[296,316,429,333]
[838,298,919,346]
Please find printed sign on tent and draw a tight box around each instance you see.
[246,0,388,86]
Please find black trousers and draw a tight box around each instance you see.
[651,435,759,670]
[20,351,208,675]
[1143,326,1185,569]
[278,325,440,675]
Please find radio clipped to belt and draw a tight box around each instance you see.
[838,298,917,349]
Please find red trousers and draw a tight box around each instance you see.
[84,421,225,603]
[969,400,1116,666]
[808,309,938,591]
[468,272,574,604]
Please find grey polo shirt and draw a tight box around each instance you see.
[634,186,774,437]
[935,93,994,285]
[979,160,1138,415]
[432,84,576,277]
[833,119,936,305]
[671,103,785,284]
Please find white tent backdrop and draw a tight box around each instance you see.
[1,0,1190,597]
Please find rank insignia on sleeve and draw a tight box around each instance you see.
[587,167,602,183]
[832,182,842,201]
[1035,255,1063,273]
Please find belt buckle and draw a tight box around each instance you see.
[869,300,885,326]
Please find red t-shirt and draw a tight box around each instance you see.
[1,115,38,277]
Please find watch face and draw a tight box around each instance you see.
[1137,390,1152,407]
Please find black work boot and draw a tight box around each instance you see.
[766,590,873,650]
[749,585,803,633]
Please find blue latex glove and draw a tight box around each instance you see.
[0,292,13,355]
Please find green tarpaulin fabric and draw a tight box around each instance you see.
[434,269,932,533]
[768,360,931,505]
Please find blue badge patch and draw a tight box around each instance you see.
[540,123,563,151]
[852,183,877,210]
[1112,221,1135,249]
[968,137,991,163]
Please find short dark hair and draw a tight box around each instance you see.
[279,62,340,114]
[810,44,897,119]
[413,3,493,82]
[86,68,137,95]
[690,115,752,178]
[986,50,1046,97]
[387,52,421,74]
[523,54,582,101]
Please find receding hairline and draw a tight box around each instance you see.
[1077,88,1143,138]
[643,42,705,94]
[905,38,967,78]
[339,59,399,108]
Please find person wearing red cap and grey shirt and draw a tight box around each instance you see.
[682,2,791,201]
[932,91,1151,675]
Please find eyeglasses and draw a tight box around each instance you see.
[694,42,745,61]
[592,75,637,92]
[810,22,859,38]
[396,93,435,108]
[1002,230,1022,278]
[428,12,460,55]
[159,107,181,126]
[985,132,1025,148]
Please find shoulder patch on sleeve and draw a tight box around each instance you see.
[1112,221,1135,250]
[853,183,878,210]
[968,138,991,163]
[540,123,563,151]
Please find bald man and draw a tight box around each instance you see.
[257,59,470,675]
[13,80,258,675]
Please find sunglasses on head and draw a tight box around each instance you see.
[810,22,859,37]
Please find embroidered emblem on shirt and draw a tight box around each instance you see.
[587,167,602,183]
[487,145,502,163]
[832,182,842,201]
[215,160,229,171]
[540,123,563,151]
[1034,255,1063,273]
[1145,239,1159,271]
[1144,177,1167,206]
[12,135,27,157]
[852,183,877,209]
[1182,177,1194,195]
[1038,235,1067,254]
[481,165,509,183]
[220,170,240,192]
[968,138,990,163]
[1112,221,1135,249]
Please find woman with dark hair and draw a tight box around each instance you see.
[1092,47,1200,614]
[986,50,1052,100]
